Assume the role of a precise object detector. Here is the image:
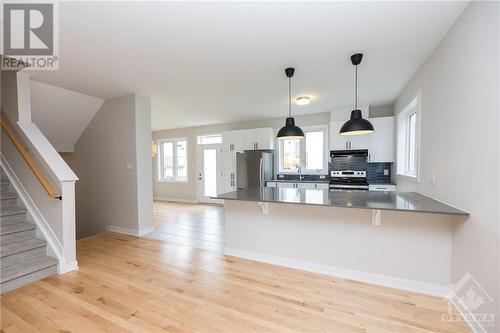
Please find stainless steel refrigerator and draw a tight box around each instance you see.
[236,150,274,189]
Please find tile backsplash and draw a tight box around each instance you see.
[329,155,392,184]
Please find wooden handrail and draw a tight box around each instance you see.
[0,115,61,199]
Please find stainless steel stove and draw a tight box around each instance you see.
[329,170,369,191]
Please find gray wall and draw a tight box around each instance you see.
[72,94,153,238]
[394,2,499,330]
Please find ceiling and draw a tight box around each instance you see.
[29,1,467,131]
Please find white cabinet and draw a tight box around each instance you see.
[367,116,394,163]
[316,183,329,190]
[271,182,330,189]
[329,120,369,150]
[369,184,396,192]
[222,127,274,152]
[253,128,275,150]
[276,182,295,188]
[222,150,236,193]
[222,127,275,192]
[297,182,316,189]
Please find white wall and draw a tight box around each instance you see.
[30,80,104,152]
[225,200,453,296]
[394,2,499,330]
[134,95,154,234]
[72,94,153,238]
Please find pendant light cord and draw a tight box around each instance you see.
[288,76,292,118]
[355,65,358,110]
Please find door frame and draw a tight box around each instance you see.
[196,144,223,204]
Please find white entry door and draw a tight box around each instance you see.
[197,144,222,203]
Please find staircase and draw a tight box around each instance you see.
[0,168,58,294]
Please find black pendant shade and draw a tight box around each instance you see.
[339,110,375,136]
[277,67,304,140]
[276,117,305,139]
[339,53,375,136]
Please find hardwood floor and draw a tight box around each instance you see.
[145,201,224,252]
[1,203,471,333]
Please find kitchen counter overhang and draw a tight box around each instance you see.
[213,187,469,216]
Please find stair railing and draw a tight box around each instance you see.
[0,114,61,199]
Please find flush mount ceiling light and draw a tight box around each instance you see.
[340,53,375,136]
[277,67,305,140]
[296,96,310,106]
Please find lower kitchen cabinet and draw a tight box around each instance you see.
[369,184,396,192]
[267,182,330,189]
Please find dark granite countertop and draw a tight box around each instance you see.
[213,187,469,216]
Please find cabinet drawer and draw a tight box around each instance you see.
[315,183,329,190]
[369,184,396,192]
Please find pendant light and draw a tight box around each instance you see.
[340,53,375,136]
[276,67,305,140]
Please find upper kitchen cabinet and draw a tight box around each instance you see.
[329,120,369,150]
[367,116,394,162]
[222,127,274,151]
[253,128,275,150]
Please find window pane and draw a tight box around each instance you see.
[176,140,187,180]
[305,131,324,171]
[198,135,222,145]
[162,142,174,178]
[407,113,416,174]
[282,139,300,172]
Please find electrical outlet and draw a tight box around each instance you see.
[431,174,436,185]
[384,169,389,176]
[320,175,325,179]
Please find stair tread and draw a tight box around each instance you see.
[0,206,26,217]
[0,191,17,200]
[1,256,58,283]
[0,221,35,236]
[0,238,46,257]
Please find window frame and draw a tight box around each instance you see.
[197,134,222,145]
[397,91,421,182]
[157,137,188,183]
[278,125,329,175]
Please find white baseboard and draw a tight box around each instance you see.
[225,247,450,298]
[449,290,486,333]
[154,196,198,204]
[106,225,155,237]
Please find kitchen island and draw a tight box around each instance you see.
[214,187,469,297]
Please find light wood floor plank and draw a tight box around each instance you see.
[1,202,471,333]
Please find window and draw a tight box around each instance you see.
[281,139,301,172]
[397,92,420,181]
[158,138,188,182]
[197,134,222,145]
[278,125,328,174]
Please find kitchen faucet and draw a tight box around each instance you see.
[298,166,304,181]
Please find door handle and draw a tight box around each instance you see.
[259,158,263,187]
